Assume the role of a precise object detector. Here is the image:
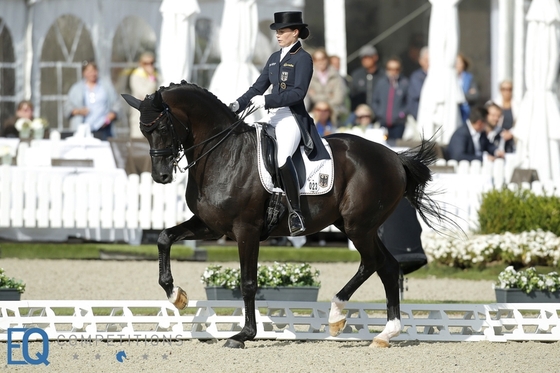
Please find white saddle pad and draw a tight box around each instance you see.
[253,123,334,195]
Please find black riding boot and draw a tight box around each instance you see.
[279,157,306,235]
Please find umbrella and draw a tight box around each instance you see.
[417,0,464,144]
[208,0,260,111]
[514,0,560,181]
[158,0,200,86]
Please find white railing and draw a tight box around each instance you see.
[0,165,191,243]
[1,300,559,343]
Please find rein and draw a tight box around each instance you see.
[143,102,257,173]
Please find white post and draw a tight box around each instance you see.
[513,0,526,103]
[324,0,347,77]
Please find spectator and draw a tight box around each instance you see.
[65,61,120,141]
[494,79,517,130]
[371,57,409,143]
[1,100,34,138]
[348,44,383,112]
[456,53,480,124]
[447,106,504,162]
[128,51,161,139]
[407,47,429,121]
[329,55,341,73]
[351,103,375,131]
[310,101,334,137]
[307,48,348,125]
[485,101,515,153]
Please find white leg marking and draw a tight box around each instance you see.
[328,296,347,324]
[376,318,401,343]
[168,287,179,303]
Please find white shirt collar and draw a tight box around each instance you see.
[280,42,297,61]
[467,120,482,155]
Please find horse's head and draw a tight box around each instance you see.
[123,82,243,184]
[122,89,186,184]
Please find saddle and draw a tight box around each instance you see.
[255,122,334,238]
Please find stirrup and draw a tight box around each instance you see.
[288,211,306,236]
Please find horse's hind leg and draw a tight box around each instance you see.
[328,228,401,347]
[328,228,383,337]
[370,234,401,348]
[158,215,221,309]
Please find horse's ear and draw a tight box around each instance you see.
[121,94,141,110]
[152,89,164,110]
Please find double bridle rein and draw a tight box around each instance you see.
[140,102,257,173]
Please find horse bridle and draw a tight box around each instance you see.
[140,101,257,173]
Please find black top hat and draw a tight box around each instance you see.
[269,11,308,30]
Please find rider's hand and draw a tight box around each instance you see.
[250,95,266,109]
[229,101,240,112]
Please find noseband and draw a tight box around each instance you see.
[140,101,257,172]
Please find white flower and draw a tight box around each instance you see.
[0,146,11,157]
[14,118,31,131]
[31,118,48,130]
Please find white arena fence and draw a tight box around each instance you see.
[1,300,559,343]
[1,157,559,242]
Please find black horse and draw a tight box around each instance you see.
[122,81,444,349]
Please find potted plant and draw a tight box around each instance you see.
[201,262,321,301]
[0,268,26,301]
[494,266,560,303]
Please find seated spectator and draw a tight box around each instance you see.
[65,61,120,141]
[1,100,34,138]
[485,101,515,153]
[350,104,375,132]
[371,57,409,143]
[494,79,517,130]
[128,51,161,139]
[307,48,348,125]
[310,101,334,137]
[447,106,505,162]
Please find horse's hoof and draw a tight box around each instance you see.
[329,319,347,337]
[370,337,390,348]
[223,339,245,349]
[169,286,188,309]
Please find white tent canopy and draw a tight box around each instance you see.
[208,0,260,108]
[417,0,464,144]
[159,0,200,86]
[514,0,560,181]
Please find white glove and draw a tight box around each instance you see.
[250,95,266,109]
[229,101,239,112]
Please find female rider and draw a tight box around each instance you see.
[230,11,330,235]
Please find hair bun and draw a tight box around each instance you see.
[299,27,310,40]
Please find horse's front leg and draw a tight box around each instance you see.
[223,231,260,349]
[158,215,221,309]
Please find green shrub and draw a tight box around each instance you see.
[478,188,560,236]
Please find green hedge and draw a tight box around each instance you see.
[478,188,560,236]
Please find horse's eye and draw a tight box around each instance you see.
[159,124,168,133]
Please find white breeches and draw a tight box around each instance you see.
[268,107,301,167]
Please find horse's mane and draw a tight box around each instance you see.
[159,80,237,120]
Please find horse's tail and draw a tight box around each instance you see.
[397,139,452,231]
